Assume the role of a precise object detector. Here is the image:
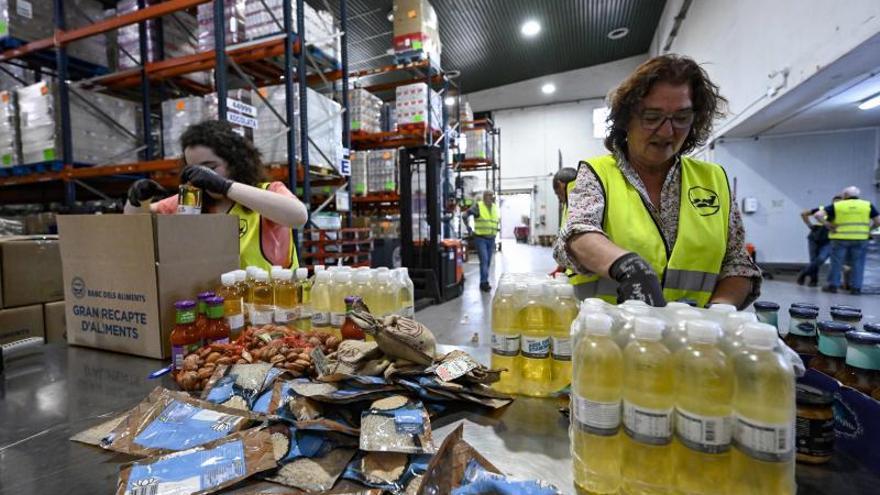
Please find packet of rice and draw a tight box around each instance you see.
[267,380,361,436]
[100,387,256,456]
[342,451,431,494]
[201,363,286,412]
[359,396,435,454]
[116,427,277,495]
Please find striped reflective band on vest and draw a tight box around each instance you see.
[828,199,871,240]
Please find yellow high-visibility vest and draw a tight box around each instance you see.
[568,154,730,307]
[230,182,297,270]
[828,199,871,241]
[474,200,500,237]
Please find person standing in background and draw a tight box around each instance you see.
[463,190,501,292]
[796,195,840,287]
[822,186,880,295]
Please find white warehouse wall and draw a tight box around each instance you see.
[713,129,880,265]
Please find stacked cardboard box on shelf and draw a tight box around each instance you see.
[0,91,20,168]
[395,82,441,131]
[392,0,441,62]
[0,64,34,92]
[65,0,110,68]
[16,81,140,165]
[116,0,198,71]
[162,91,255,158]
[0,236,64,345]
[244,0,339,61]
[350,88,382,133]
[197,0,247,52]
[0,0,54,42]
[459,100,473,127]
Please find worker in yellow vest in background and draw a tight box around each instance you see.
[821,186,880,295]
[553,55,762,308]
[463,190,500,292]
[552,167,592,295]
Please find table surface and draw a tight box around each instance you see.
[0,343,876,494]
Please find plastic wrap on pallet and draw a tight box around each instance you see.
[350,151,368,196]
[350,88,382,134]
[252,84,291,166]
[0,90,20,167]
[244,0,338,60]
[0,0,53,42]
[65,0,110,69]
[16,81,141,166]
[162,96,206,159]
[395,82,441,131]
[463,128,489,160]
[459,101,473,127]
[197,0,247,53]
[367,149,398,194]
[116,0,198,71]
[0,64,33,92]
[382,101,397,132]
[391,0,441,62]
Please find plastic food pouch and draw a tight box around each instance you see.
[359,395,435,454]
[289,377,404,404]
[201,363,285,411]
[416,424,498,495]
[343,451,432,494]
[267,380,361,436]
[115,428,277,495]
[451,459,562,495]
[262,423,359,492]
[101,387,254,456]
[432,349,503,384]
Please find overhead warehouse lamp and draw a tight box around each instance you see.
[521,19,541,37]
[444,96,456,106]
[541,83,556,94]
[858,93,880,110]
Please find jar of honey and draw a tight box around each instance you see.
[171,300,200,371]
[830,308,862,327]
[753,301,780,333]
[834,331,880,396]
[785,306,819,356]
[795,384,834,464]
[809,321,852,377]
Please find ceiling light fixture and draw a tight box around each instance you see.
[444,96,456,106]
[521,19,541,37]
[607,27,629,40]
[387,10,394,22]
[858,93,880,110]
[541,83,556,94]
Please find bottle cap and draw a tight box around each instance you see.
[708,303,737,313]
[197,291,216,301]
[283,269,296,281]
[206,295,225,306]
[789,306,819,319]
[830,304,861,314]
[724,311,757,330]
[623,306,651,316]
[581,298,606,311]
[555,284,574,297]
[817,320,853,335]
[526,282,543,297]
[221,272,236,286]
[246,266,259,277]
[753,301,780,312]
[377,272,391,283]
[741,322,777,349]
[233,269,247,282]
[254,270,269,282]
[634,316,665,340]
[791,302,819,312]
[316,270,331,281]
[686,320,721,343]
[664,301,692,311]
[830,308,862,322]
[845,331,880,345]
[582,313,613,336]
[377,267,390,273]
[296,267,308,280]
[621,299,649,307]
[313,265,326,273]
[864,322,880,334]
[270,267,284,280]
[674,308,702,321]
[354,271,371,283]
[175,300,196,310]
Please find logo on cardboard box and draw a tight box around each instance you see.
[72,276,86,299]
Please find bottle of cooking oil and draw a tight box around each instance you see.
[373,271,395,318]
[720,311,758,355]
[706,303,737,324]
[295,268,312,331]
[614,305,652,349]
[517,282,553,397]
[243,266,259,320]
[273,269,298,325]
[352,270,372,301]
[249,269,274,326]
[217,272,244,339]
[673,319,734,495]
[311,270,333,335]
[491,282,520,394]
[622,316,674,495]
[663,308,701,353]
[329,271,352,332]
[395,267,415,317]
[550,284,578,393]
[572,312,623,495]
[731,322,796,495]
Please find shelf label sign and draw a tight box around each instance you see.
[227,112,258,130]
[227,98,256,117]
[339,158,351,176]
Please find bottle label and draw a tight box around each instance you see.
[249,309,273,326]
[521,336,550,359]
[734,415,793,462]
[172,345,185,371]
[675,408,732,453]
[401,305,415,318]
[551,337,572,361]
[225,313,244,330]
[330,312,345,328]
[573,394,620,436]
[491,332,520,356]
[312,311,330,326]
[176,205,202,215]
[623,400,673,445]
[274,308,300,324]
[299,307,313,319]
[795,415,834,459]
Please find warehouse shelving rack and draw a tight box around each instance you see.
[453,117,501,245]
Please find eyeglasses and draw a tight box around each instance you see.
[638,109,695,130]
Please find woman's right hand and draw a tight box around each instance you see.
[127,179,168,207]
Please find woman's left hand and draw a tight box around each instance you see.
[181,164,233,196]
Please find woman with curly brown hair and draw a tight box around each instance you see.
[553,55,761,308]
[124,120,308,270]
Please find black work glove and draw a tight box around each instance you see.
[609,252,667,307]
[127,179,169,207]
[180,164,233,196]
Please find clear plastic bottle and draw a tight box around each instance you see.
[664,308,702,353]
[249,270,274,326]
[329,271,353,331]
[622,316,674,495]
[550,284,578,393]
[216,272,244,339]
[352,270,373,301]
[673,320,734,495]
[244,266,259,320]
[720,311,758,355]
[373,272,395,318]
[273,268,298,325]
[295,268,312,331]
[731,322,796,495]
[614,306,652,349]
[572,313,623,495]
[310,271,333,335]
[705,303,737,324]
[517,282,553,397]
[395,267,416,317]
[491,282,521,394]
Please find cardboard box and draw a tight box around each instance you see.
[43,300,67,343]
[0,235,64,308]
[392,0,441,59]
[0,304,44,345]
[57,214,239,359]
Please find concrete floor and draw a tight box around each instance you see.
[418,240,877,346]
